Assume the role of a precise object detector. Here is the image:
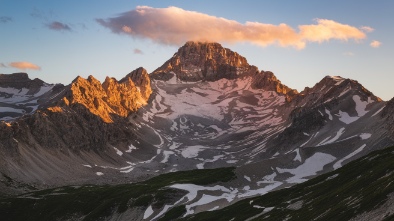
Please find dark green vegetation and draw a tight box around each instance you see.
[184,146,394,221]
[0,167,235,221]
[4,145,394,221]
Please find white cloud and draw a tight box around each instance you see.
[370,40,381,48]
[97,6,368,49]
[360,26,374,33]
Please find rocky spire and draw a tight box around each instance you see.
[61,68,152,123]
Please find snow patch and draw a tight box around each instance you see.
[353,95,369,117]
[161,150,174,163]
[360,133,372,140]
[277,152,336,183]
[112,146,123,156]
[181,145,206,158]
[337,110,359,124]
[96,172,104,176]
[372,106,385,117]
[318,127,345,146]
[125,144,137,153]
[325,108,333,120]
[293,149,301,162]
[143,205,154,219]
[257,172,277,185]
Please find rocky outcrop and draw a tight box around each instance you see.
[292,75,382,109]
[382,97,394,138]
[152,41,259,81]
[251,71,298,101]
[0,72,45,94]
[119,67,152,101]
[61,68,151,123]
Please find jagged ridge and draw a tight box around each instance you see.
[61,67,151,123]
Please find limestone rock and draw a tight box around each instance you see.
[64,68,151,123]
[119,67,152,101]
[251,71,298,101]
[152,41,259,81]
[0,73,44,90]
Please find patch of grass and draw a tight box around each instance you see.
[184,146,394,221]
[158,205,187,221]
[0,167,235,221]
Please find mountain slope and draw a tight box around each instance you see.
[0,68,156,195]
[184,145,394,221]
[0,72,60,121]
[2,145,394,221]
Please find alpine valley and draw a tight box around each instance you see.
[1,42,394,221]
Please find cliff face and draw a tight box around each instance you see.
[152,41,259,81]
[382,97,394,139]
[62,67,151,123]
[152,41,297,99]
[251,71,298,101]
[0,73,44,90]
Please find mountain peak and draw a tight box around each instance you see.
[152,41,258,81]
[0,72,44,89]
[64,68,152,123]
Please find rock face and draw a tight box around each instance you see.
[251,71,298,101]
[152,41,297,99]
[62,67,151,123]
[0,69,153,193]
[382,97,394,139]
[119,67,152,101]
[152,41,259,81]
[0,73,44,90]
[272,75,385,151]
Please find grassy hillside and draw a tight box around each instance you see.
[3,145,394,221]
[184,146,394,221]
[0,167,235,221]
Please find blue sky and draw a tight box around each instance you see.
[1,0,393,100]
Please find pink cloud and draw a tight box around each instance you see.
[134,48,143,54]
[299,19,366,43]
[9,62,41,70]
[370,40,382,48]
[46,21,71,31]
[97,6,368,49]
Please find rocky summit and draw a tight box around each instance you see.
[0,42,394,220]
[152,41,258,81]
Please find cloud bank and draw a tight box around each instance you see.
[97,6,368,49]
[46,21,71,31]
[9,62,41,71]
